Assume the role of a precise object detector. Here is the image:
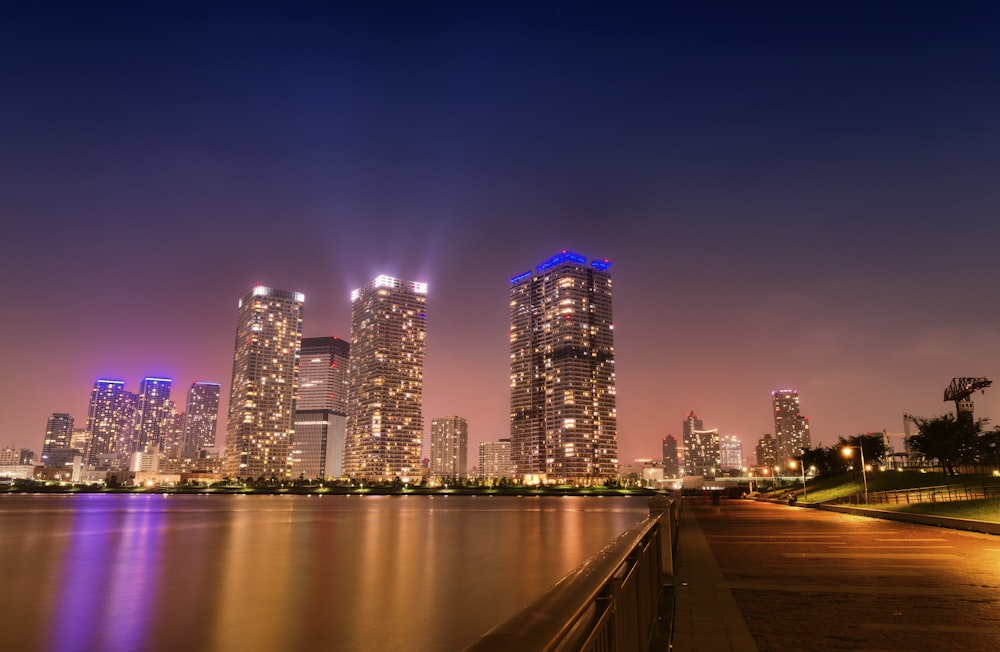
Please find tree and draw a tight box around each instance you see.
[837,433,887,469]
[979,428,1000,462]
[799,446,840,478]
[906,414,985,476]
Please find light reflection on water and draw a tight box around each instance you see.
[0,494,648,651]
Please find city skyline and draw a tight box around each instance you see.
[3,4,1000,464]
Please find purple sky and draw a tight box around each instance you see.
[3,2,1000,465]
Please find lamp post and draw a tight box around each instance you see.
[790,459,807,501]
[842,444,869,504]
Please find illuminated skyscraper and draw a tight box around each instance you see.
[719,434,744,470]
[509,251,617,483]
[133,377,173,454]
[772,389,811,465]
[344,275,427,481]
[429,416,468,480]
[182,382,220,457]
[84,379,136,469]
[680,410,720,477]
[292,336,350,480]
[224,286,304,479]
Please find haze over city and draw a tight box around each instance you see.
[3,2,1000,463]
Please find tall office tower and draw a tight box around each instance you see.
[509,252,617,483]
[478,438,513,482]
[682,410,704,436]
[756,433,777,470]
[224,286,304,479]
[182,382,221,457]
[772,389,811,465]
[719,435,743,471]
[84,379,136,469]
[133,377,173,454]
[41,413,74,465]
[298,337,350,413]
[344,276,427,482]
[292,336,350,480]
[429,416,468,480]
[661,435,679,478]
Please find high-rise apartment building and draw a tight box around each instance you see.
[478,438,513,482]
[224,286,304,479]
[41,413,74,465]
[84,379,136,469]
[429,416,468,480]
[756,433,777,470]
[133,377,173,454]
[71,427,89,452]
[684,427,720,477]
[160,402,185,458]
[291,336,350,480]
[509,252,617,483]
[343,275,427,482]
[681,410,705,474]
[772,389,811,465]
[182,382,221,457]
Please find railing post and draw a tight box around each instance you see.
[648,494,676,581]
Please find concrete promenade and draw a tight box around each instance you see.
[670,499,1000,651]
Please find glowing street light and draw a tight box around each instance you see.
[842,444,869,504]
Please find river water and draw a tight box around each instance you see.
[0,493,649,651]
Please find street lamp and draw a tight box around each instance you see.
[789,459,807,501]
[842,444,869,504]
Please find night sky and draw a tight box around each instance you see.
[3,2,1000,464]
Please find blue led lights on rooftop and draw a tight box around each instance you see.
[590,260,612,271]
[536,251,588,273]
[509,271,532,284]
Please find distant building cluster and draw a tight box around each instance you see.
[7,252,620,486]
[658,393,810,481]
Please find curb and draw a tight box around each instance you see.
[814,503,1000,536]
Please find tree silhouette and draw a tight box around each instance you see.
[906,414,986,476]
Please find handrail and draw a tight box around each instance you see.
[463,495,678,652]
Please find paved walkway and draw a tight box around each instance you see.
[671,502,759,651]
[672,499,1000,651]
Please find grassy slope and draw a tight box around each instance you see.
[785,470,1000,523]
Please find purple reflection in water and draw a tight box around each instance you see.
[48,495,164,652]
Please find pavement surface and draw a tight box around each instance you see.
[671,499,1000,651]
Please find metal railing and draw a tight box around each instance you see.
[838,482,1000,505]
[463,495,679,652]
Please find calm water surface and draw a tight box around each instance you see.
[0,493,648,651]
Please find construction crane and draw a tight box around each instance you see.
[943,377,992,423]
